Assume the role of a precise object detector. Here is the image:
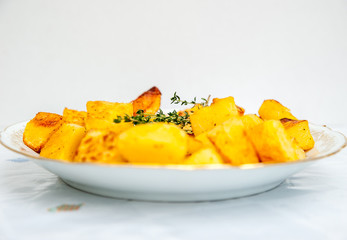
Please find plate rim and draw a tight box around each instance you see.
[1,121,346,171]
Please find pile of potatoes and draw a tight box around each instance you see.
[23,87,314,166]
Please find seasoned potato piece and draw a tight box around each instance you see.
[85,116,133,133]
[75,130,126,164]
[117,123,188,164]
[258,99,297,120]
[241,114,263,131]
[177,105,204,135]
[132,86,161,115]
[86,100,133,133]
[280,118,315,151]
[23,112,63,152]
[195,132,217,150]
[187,135,204,156]
[212,98,245,116]
[190,96,243,136]
[63,108,87,127]
[184,148,225,165]
[86,101,133,122]
[248,120,304,163]
[40,123,86,161]
[208,118,259,165]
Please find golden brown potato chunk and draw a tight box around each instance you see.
[63,108,87,127]
[40,123,86,161]
[117,123,188,164]
[186,135,204,156]
[208,118,259,165]
[241,114,263,131]
[132,86,161,115]
[280,118,315,151]
[85,116,133,133]
[86,101,133,121]
[23,112,63,152]
[190,96,243,136]
[195,132,218,150]
[184,148,225,165]
[212,98,245,116]
[86,101,133,132]
[248,120,305,163]
[258,99,297,120]
[75,130,126,164]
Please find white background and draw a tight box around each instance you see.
[0,0,346,127]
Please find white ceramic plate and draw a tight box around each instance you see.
[1,122,346,202]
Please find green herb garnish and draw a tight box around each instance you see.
[170,92,210,107]
[113,93,209,134]
[114,109,190,127]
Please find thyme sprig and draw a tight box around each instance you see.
[170,92,210,107]
[113,93,209,134]
[153,109,191,127]
[114,109,191,128]
[114,110,152,125]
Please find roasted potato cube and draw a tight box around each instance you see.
[86,101,133,122]
[75,130,126,164]
[184,148,225,165]
[187,135,204,155]
[195,132,218,151]
[63,108,87,127]
[117,123,188,164]
[23,112,63,152]
[248,120,304,163]
[258,99,297,120]
[132,86,161,115]
[40,123,86,161]
[86,100,133,133]
[208,118,259,165]
[212,98,244,116]
[85,115,133,133]
[190,96,243,136]
[241,114,263,131]
[280,118,315,151]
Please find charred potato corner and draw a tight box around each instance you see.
[23,87,315,166]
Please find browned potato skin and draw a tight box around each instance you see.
[280,118,315,151]
[23,112,63,152]
[237,105,245,116]
[132,86,161,115]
